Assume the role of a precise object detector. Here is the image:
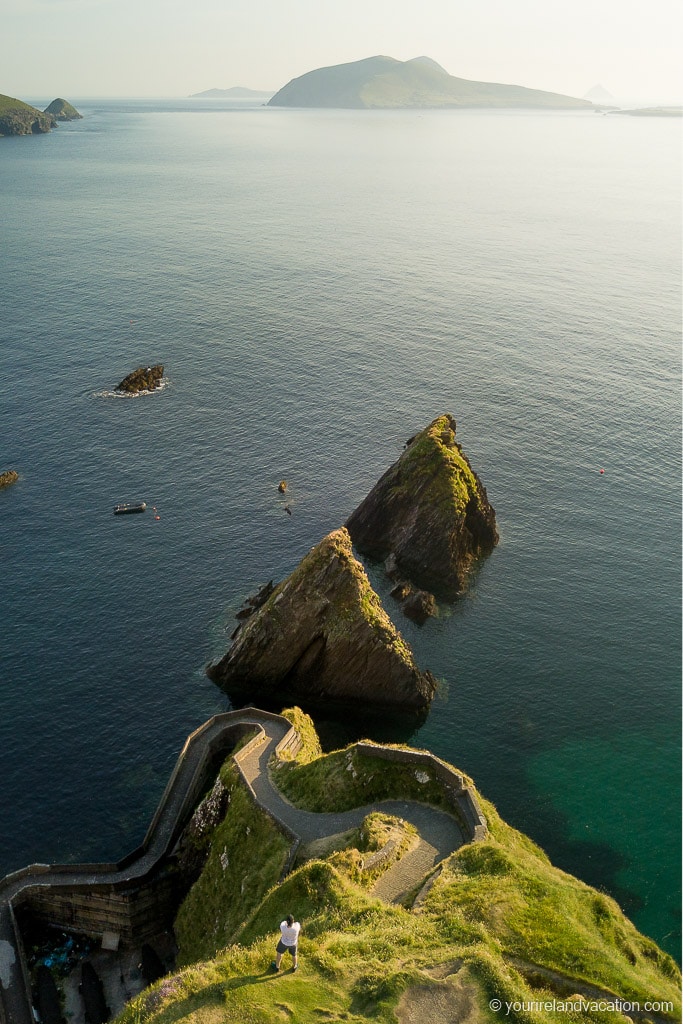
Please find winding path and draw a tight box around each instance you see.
[238,718,464,901]
[0,709,469,1024]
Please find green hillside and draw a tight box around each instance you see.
[117,710,679,1024]
[270,56,589,111]
[0,93,54,135]
[269,55,592,110]
[44,97,82,120]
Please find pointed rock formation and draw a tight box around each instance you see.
[44,98,83,121]
[346,414,498,600]
[207,528,435,709]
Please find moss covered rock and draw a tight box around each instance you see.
[208,528,436,709]
[346,414,498,599]
[0,470,19,488]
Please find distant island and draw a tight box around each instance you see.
[268,55,593,110]
[191,86,274,98]
[44,97,82,121]
[611,106,682,117]
[0,93,82,136]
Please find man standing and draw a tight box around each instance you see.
[271,914,301,972]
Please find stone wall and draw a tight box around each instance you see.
[354,741,487,841]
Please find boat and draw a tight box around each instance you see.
[113,502,147,515]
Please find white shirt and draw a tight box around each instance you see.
[280,920,301,946]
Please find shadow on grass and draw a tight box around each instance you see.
[151,970,297,1023]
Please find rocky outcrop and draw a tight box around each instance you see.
[346,414,498,600]
[0,470,19,488]
[208,528,436,709]
[116,365,164,393]
[44,98,83,121]
[402,589,437,625]
[0,94,54,136]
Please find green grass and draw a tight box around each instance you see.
[116,720,681,1024]
[391,414,482,518]
[0,93,39,114]
[272,743,451,813]
[174,762,290,965]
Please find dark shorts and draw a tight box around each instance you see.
[276,939,297,956]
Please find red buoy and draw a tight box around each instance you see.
[600,469,605,474]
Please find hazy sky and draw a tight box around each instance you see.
[3,0,682,102]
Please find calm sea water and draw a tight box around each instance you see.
[1,99,680,956]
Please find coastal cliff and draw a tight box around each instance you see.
[0,94,54,136]
[346,414,498,599]
[119,709,681,1024]
[207,528,436,709]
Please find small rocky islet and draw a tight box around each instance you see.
[0,469,19,488]
[116,364,164,394]
[208,414,497,709]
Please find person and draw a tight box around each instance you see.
[271,914,301,972]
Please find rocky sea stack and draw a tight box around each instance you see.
[346,414,498,600]
[43,98,83,121]
[208,528,436,709]
[116,365,164,394]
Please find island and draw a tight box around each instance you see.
[347,414,499,601]
[207,528,436,709]
[268,55,593,110]
[116,364,164,394]
[43,97,83,121]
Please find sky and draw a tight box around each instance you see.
[3,0,682,102]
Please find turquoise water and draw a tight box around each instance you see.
[0,99,680,956]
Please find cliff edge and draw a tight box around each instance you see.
[207,528,436,709]
[346,414,498,599]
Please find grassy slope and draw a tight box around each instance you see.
[118,711,680,1024]
[0,93,41,115]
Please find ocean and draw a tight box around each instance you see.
[0,97,680,957]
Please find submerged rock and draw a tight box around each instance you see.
[346,414,498,599]
[208,527,436,709]
[116,364,164,393]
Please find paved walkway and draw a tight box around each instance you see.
[238,721,464,901]
[0,710,465,1024]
